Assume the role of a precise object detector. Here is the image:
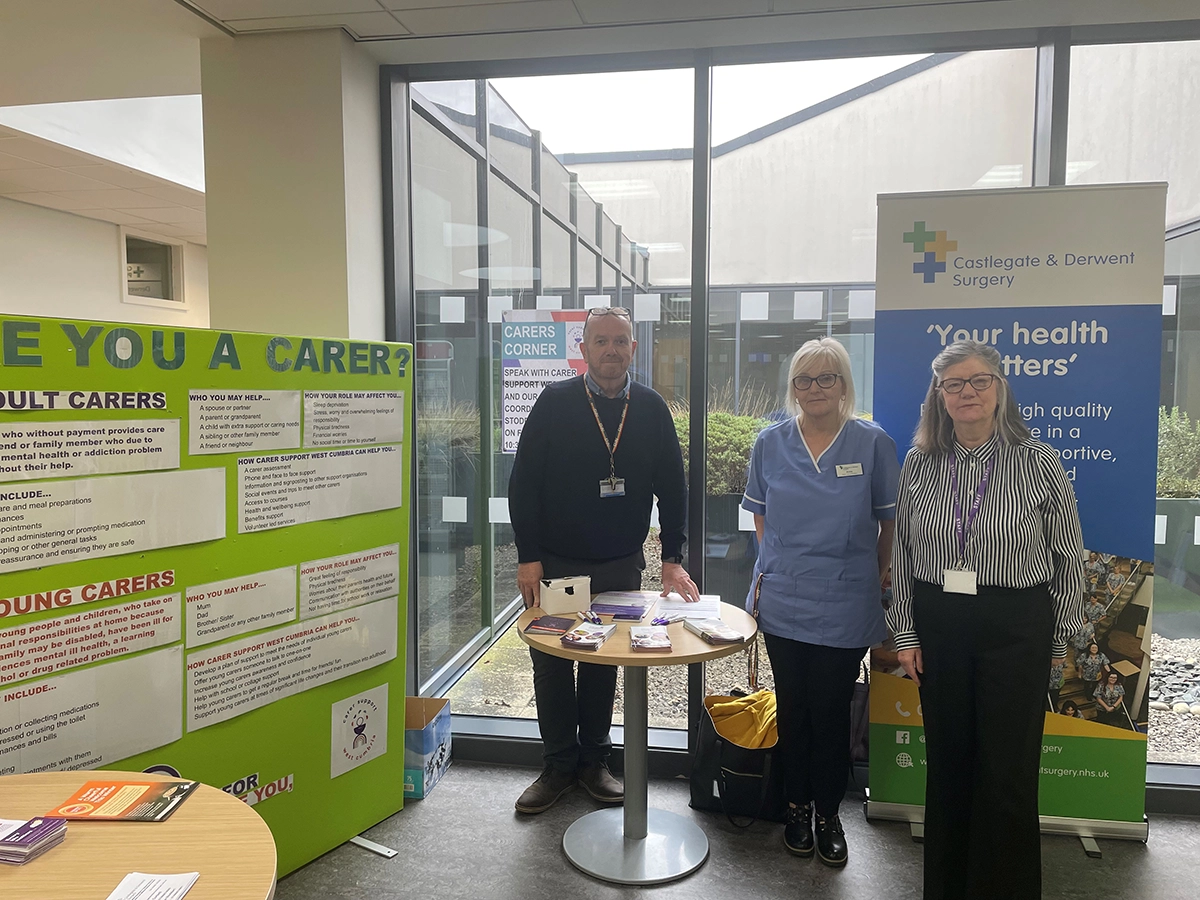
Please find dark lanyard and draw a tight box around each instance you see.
[948,451,994,564]
[584,380,630,488]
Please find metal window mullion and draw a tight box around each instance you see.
[475,78,496,631]
[411,96,487,162]
[383,71,420,695]
[532,128,543,302]
[569,172,580,308]
[687,54,714,752]
[595,202,604,291]
[1032,27,1071,187]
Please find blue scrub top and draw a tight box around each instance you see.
[742,416,899,649]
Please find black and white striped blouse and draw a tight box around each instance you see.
[887,433,1085,657]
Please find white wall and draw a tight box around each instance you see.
[0,196,209,327]
[201,29,384,340]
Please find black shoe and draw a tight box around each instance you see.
[815,813,848,867]
[578,762,624,804]
[514,766,576,814]
[783,803,814,857]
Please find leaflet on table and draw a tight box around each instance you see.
[48,779,198,821]
[629,626,672,651]
[0,816,66,865]
[0,647,183,775]
[0,468,225,574]
[590,592,655,619]
[655,592,722,620]
[104,872,199,900]
[0,419,180,482]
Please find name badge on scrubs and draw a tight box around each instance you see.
[943,568,978,595]
[835,463,864,477]
[599,478,626,498]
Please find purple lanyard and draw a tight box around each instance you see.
[949,451,994,563]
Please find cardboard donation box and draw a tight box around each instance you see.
[405,697,452,799]
[538,575,591,615]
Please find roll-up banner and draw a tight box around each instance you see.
[0,317,412,874]
[870,184,1166,839]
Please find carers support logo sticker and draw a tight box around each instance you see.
[331,683,388,779]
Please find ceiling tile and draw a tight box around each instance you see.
[133,207,208,228]
[0,167,113,193]
[0,152,47,171]
[574,0,770,24]
[229,12,409,36]
[0,137,93,167]
[75,208,158,227]
[395,0,582,34]
[196,1,382,19]
[383,0,551,8]
[0,191,92,212]
[137,183,207,207]
[59,165,159,190]
[134,223,198,239]
[51,188,178,210]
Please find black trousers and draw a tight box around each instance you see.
[763,632,866,817]
[914,581,1053,900]
[530,549,644,773]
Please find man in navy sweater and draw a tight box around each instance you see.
[508,307,699,814]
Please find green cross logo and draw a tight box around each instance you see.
[903,222,937,253]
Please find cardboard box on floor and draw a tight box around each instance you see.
[405,697,452,799]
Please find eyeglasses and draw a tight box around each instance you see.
[792,373,841,391]
[585,306,630,319]
[939,374,997,394]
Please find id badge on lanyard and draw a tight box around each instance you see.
[944,453,994,596]
[586,382,630,499]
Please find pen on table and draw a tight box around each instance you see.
[578,610,602,624]
[651,614,686,625]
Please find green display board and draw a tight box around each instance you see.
[0,316,411,874]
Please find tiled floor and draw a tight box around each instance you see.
[275,761,1199,899]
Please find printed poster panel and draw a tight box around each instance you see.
[500,309,588,452]
[871,184,1165,827]
[0,317,412,876]
[330,682,388,779]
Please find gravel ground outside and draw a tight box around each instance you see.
[1149,633,1200,765]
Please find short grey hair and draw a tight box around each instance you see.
[785,337,856,425]
[913,341,1031,454]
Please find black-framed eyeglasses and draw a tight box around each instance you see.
[585,306,630,319]
[939,373,997,394]
[792,372,841,391]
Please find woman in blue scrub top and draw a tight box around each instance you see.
[742,337,899,868]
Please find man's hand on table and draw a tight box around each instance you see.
[518,561,543,608]
[661,562,701,603]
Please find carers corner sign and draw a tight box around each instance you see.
[871,183,1166,836]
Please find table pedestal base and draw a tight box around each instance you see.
[562,807,709,885]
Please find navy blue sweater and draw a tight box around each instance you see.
[508,376,687,564]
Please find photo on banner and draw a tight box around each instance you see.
[870,183,1166,831]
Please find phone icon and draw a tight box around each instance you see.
[895,701,911,718]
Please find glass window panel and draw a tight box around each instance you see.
[488,85,533,193]
[577,243,598,293]
[620,233,632,274]
[438,69,693,731]
[487,173,534,296]
[1070,40,1200,765]
[410,110,485,691]
[707,50,1037,693]
[541,146,572,222]
[413,80,478,144]
[576,187,597,245]
[603,213,619,263]
[541,213,572,296]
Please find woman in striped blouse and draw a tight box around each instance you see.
[887,340,1084,900]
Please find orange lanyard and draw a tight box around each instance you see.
[584,380,630,488]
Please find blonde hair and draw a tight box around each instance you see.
[785,337,856,425]
[913,340,1031,454]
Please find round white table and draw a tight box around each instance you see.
[517,603,758,885]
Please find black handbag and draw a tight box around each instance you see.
[688,573,788,827]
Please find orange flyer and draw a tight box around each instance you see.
[47,779,199,822]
